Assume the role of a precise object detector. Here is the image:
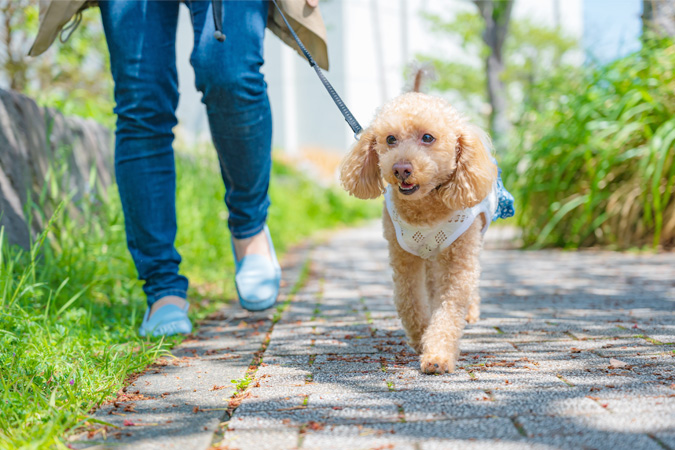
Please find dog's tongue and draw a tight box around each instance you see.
[401,182,414,189]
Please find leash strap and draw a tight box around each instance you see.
[270,0,363,138]
[212,0,226,42]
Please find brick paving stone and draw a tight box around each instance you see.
[489,388,609,416]
[300,418,522,448]
[307,392,400,410]
[529,432,664,450]
[237,224,671,450]
[75,223,675,449]
[220,430,299,450]
[655,432,675,449]
[310,373,390,392]
[234,387,307,413]
[420,440,546,450]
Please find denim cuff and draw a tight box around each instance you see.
[230,221,266,240]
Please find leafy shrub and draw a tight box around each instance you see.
[502,36,675,250]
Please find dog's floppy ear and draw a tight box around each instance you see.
[339,129,383,199]
[439,125,497,210]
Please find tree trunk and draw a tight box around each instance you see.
[473,0,514,151]
[643,0,675,37]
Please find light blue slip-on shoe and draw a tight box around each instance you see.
[139,303,192,337]
[232,225,282,311]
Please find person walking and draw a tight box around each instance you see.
[29,0,329,336]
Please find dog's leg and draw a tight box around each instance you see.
[465,289,481,324]
[420,221,483,374]
[383,211,429,352]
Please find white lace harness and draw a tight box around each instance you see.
[384,183,499,259]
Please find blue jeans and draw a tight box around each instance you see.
[99,0,272,305]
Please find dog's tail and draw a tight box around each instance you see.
[405,61,436,93]
[413,69,424,93]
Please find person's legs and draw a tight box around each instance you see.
[99,1,190,327]
[186,0,279,310]
[186,0,272,240]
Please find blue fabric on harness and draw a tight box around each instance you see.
[492,161,515,221]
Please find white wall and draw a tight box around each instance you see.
[175,3,208,143]
[265,0,348,154]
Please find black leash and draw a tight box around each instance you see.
[212,0,363,139]
[269,0,363,138]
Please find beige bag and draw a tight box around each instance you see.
[28,0,329,70]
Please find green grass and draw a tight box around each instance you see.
[0,147,379,449]
[502,36,675,250]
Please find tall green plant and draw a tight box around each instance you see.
[502,36,675,249]
[0,142,379,447]
[0,191,169,448]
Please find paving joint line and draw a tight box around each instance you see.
[556,373,576,387]
[564,330,580,340]
[634,334,668,346]
[511,416,528,437]
[210,254,313,448]
[396,404,406,423]
[309,276,325,322]
[296,431,305,449]
[648,433,674,450]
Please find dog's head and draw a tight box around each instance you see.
[339,93,497,210]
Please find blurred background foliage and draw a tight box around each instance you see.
[420,2,674,251]
[0,0,114,126]
[2,0,672,250]
[419,9,578,135]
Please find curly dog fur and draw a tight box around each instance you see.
[339,92,497,374]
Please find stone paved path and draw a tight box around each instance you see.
[74,224,675,450]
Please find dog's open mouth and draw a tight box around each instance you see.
[398,182,419,195]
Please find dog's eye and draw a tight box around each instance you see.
[421,134,435,144]
[386,135,397,145]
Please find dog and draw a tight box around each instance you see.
[339,92,499,374]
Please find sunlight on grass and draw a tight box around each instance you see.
[0,147,379,448]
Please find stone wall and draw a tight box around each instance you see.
[0,88,113,249]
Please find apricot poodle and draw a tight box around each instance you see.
[339,92,500,374]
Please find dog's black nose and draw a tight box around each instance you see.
[393,161,413,180]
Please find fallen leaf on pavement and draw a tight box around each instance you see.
[609,358,628,369]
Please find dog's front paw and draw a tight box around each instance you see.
[465,303,480,324]
[420,352,456,374]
